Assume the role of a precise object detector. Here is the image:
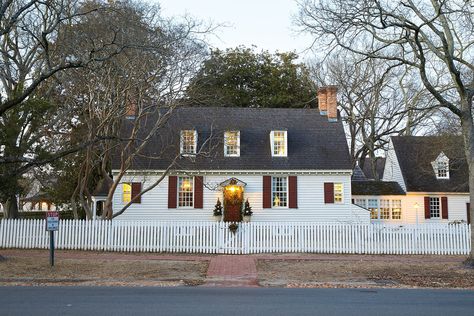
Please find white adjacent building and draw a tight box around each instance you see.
[353,136,470,224]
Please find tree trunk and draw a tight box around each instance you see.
[4,195,19,219]
[460,99,474,263]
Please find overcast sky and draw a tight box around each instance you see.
[153,0,314,57]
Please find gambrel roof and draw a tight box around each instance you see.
[391,136,468,192]
[114,107,352,171]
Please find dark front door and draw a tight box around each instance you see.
[223,186,243,222]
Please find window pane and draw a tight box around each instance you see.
[430,197,440,218]
[437,161,448,178]
[273,131,286,156]
[380,199,390,219]
[123,183,131,203]
[225,131,239,156]
[181,130,196,154]
[392,200,402,219]
[368,199,379,219]
[355,199,367,208]
[334,183,344,203]
[178,176,193,207]
[272,177,287,207]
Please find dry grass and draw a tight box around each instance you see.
[0,256,208,286]
[258,259,474,289]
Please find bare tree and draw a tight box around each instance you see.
[297,0,474,262]
[311,53,433,177]
[56,1,212,219]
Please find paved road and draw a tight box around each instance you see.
[1,286,473,316]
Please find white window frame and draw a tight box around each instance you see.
[380,199,390,219]
[433,152,450,179]
[358,197,403,220]
[180,130,197,156]
[333,183,344,204]
[436,160,449,179]
[391,199,402,220]
[177,176,194,208]
[224,130,240,157]
[270,130,287,157]
[355,199,367,208]
[272,176,288,208]
[368,199,379,220]
[429,197,441,219]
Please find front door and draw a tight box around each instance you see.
[223,185,243,222]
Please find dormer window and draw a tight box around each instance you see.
[432,152,449,179]
[270,131,287,157]
[180,130,197,155]
[224,131,240,157]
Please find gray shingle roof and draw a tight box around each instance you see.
[114,107,352,171]
[391,136,468,192]
[360,157,385,180]
[352,181,405,196]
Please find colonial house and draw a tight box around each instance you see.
[352,136,470,224]
[106,87,369,223]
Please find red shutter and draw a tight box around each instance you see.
[324,183,334,204]
[263,176,272,208]
[194,176,203,209]
[168,176,177,208]
[289,176,298,209]
[131,182,142,204]
[441,197,448,219]
[467,203,471,224]
[424,196,430,219]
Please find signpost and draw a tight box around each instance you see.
[46,211,59,266]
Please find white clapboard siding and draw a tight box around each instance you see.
[0,220,471,255]
[383,139,406,191]
[111,174,362,223]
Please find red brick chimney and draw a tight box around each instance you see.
[317,87,327,115]
[318,86,338,122]
[326,86,338,122]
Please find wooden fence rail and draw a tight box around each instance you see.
[0,219,470,255]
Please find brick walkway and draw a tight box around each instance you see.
[204,255,258,287]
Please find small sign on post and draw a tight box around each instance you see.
[46,211,59,266]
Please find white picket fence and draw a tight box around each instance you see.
[0,219,471,255]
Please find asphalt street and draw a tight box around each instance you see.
[0,286,473,316]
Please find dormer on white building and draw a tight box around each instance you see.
[432,152,449,179]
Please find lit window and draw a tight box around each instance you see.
[123,183,132,203]
[368,199,378,220]
[334,183,343,203]
[178,176,193,207]
[430,197,440,218]
[392,200,402,220]
[224,131,240,157]
[180,130,197,155]
[380,199,390,219]
[271,131,287,157]
[272,177,288,207]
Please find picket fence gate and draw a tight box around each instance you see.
[0,219,471,255]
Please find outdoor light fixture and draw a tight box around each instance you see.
[414,202,419,226]
[227,185,239,193]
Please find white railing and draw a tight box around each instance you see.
[0,219,470,255]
